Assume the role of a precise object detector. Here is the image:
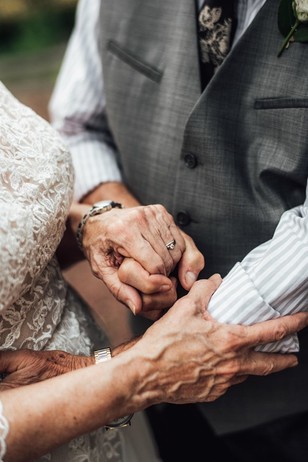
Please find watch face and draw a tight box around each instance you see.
[93,200,114,208]
[105,414,134,429]
[89,201,123,218]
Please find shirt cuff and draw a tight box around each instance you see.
[67,138,122,202]
[208,263,299,352]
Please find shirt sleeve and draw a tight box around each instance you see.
[48,0,122,202]
[207,182,308,353]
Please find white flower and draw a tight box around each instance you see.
[293,0,308,22]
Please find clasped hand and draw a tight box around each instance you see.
[82,204,204,318]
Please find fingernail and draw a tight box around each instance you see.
[127,301,136,315]
[160,284,171,292]
[185,271,197,286]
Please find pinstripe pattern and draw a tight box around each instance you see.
[208,198,308,352]
[49,0,307,354]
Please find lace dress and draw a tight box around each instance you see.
[0,82,161,462]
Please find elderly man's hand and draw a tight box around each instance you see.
[0,350,94,390]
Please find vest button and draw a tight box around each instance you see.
[176,210,191,227]
[184,153,198,169]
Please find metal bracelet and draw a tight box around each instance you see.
[93,348,134,429]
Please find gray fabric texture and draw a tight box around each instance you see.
[99,0,308,433]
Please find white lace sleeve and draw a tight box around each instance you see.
[0,401,9,462]
[0,82,74,315]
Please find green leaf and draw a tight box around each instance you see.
[278,0,296,36]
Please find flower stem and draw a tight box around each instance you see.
[277,19,300,57]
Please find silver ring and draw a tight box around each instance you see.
[165,239,176,250]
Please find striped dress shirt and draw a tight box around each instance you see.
[49,0,308,353]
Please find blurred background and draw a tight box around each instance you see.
[0,0,77,119]
[0,0,133,346]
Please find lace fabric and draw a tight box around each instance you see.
[0,82,161,462]
[0,80,73,351]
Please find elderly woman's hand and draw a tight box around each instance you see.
[0,350,94,390]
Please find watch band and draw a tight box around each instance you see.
[93,348,134,429]
[76,200,123,251]
[94,347,112,363]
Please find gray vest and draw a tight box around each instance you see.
[100,0,308,433]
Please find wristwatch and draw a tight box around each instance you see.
[76,200,123,251]
[93,347,134,430]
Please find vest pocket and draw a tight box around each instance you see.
[254,98,308,110]
[107,40,163,83]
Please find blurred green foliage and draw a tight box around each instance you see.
[0,0,77,55]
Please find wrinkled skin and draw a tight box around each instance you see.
[131,277,306,404]
[0,350,94,390]
[0,277,307,406]
[82,204,204,318]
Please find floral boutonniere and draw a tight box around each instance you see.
[277,0,308,57]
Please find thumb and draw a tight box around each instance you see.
[184,274,222,309]
[177,232,205,290]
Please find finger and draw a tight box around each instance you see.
[205,375,249,402]
[86,251,143,314]
[184,275,222,310]
[0,350,33,374]
[240,312,308,349]
[140,278,178,312]
[139,309,165,321]
[88,208,169,276]
[145,204,186,265]
[125,205,185,275]
[0,382,17,391]
[102,269,143,315]
[177,231,205,290]
[86,206,183,277]
[240,351,299,376]
[230,375,248,386]
[0,350,16,373]
[118,258,173,294]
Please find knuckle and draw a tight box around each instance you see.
[154,203,166,213]
[274,324,288,341]
[133,207,144,219]
[225,360,241,376]
[89,259,102,278]
[221,330,241,352]
[105,220,118,236]
[187,298,199,313]
[262,361,275,376]
[198,253,205,268]
[117,266,128,283]
[151,204,168,220]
